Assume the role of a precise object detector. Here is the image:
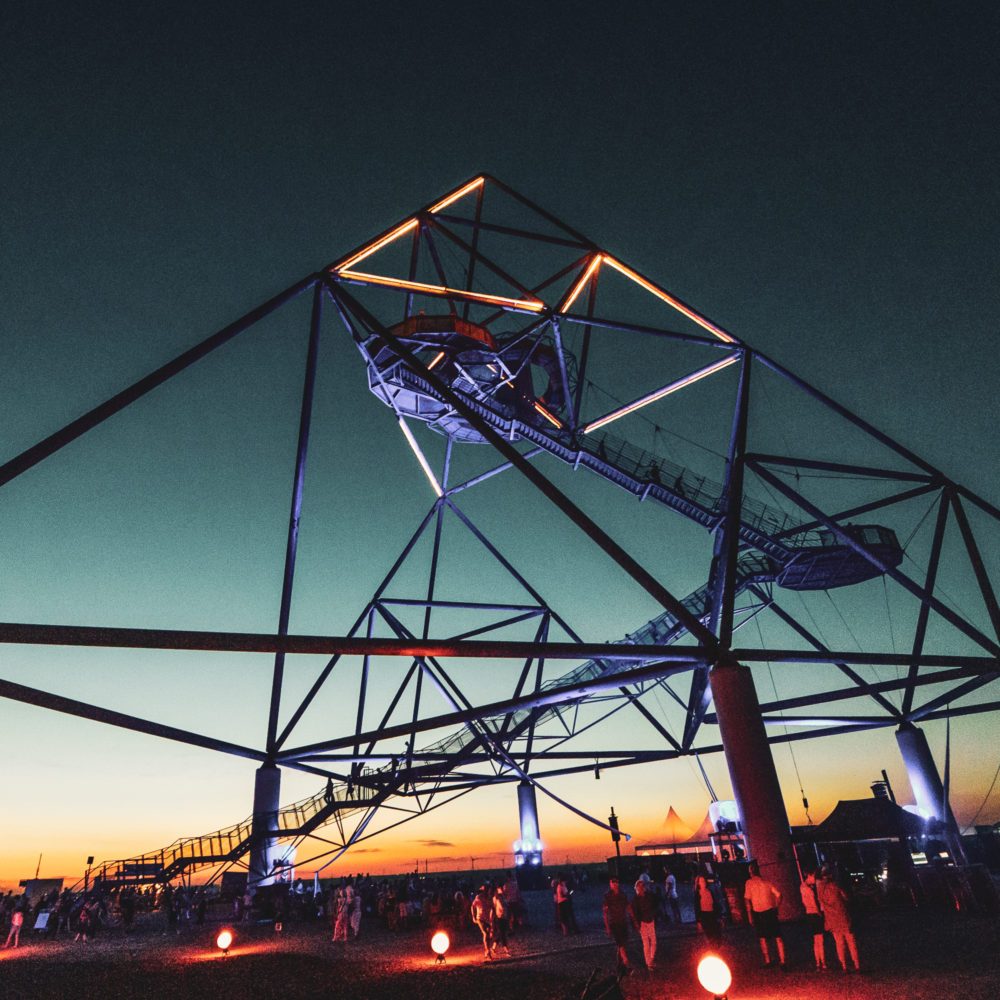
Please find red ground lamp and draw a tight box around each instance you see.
[430,931,450,964]
[216,929,234,956]
[697,954,732,999]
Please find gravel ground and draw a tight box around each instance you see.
[2,888,998,1000]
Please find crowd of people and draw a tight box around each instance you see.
[1,858,865,979]
[598,860,863,978]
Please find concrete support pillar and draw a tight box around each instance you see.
[710,657,803,919]
[515,779,543,866]
[895,722,966,862]
[249,763,281,888]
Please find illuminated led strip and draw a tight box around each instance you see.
[429,176,485,214]
[557,254,603,312]
[533,401,563,428]
[334,218,419,273]
[336,271,545,312]
[333,178,542,311]
[584,355,740,433]
[599,255,737,344]
[426,351,446,371]
[332,177,483,272]
[397,416,443,497]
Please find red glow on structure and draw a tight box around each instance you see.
[697,954,732,996]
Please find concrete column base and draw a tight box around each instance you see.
[710,657,803,919]
[248,763,281,888]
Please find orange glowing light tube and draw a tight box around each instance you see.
[336,271,545,313]
[584,355,739,434]
[427,351,446,371]
[557,254,603,313]
[533,401,563,428]
[600,255,737,344]
[429,176,486,214]
[333,218,419,273]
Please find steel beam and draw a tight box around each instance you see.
[266,281,324,753]
[0,274,318,490]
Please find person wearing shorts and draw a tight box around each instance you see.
[744,861,786,968]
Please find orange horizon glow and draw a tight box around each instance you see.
[3,775,996,893]
[5,721,997,894]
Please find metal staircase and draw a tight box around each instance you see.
[88,360,903,887]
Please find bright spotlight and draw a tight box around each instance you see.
[216,929,234,955]
[431,930,450,963]
[697,954,731,998]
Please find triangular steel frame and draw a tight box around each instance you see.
[2,174,998,882]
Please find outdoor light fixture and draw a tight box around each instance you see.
[431,930,450,963]
[696,954,731,999]
[216,929,234,956]
[532,401,563,428]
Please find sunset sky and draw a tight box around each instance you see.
[2,3,998,890]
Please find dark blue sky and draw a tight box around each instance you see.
[2,2,998,881]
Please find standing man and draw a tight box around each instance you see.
[817,866,861,972]
[503,871,523,933]
[694,866,722,946]
[492,883,511,957]
[602,875,633,977]
[629,879,659,973]
[663,869,681,924]
[744,861,786,969]
[471,884,495,961]
[555,873,577,934]
[799,871,826,970]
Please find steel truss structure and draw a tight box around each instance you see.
[2,174,997,883]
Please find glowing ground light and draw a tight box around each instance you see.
[431,930,450,963]
[216,929,233,955]
[697,954,732,998]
